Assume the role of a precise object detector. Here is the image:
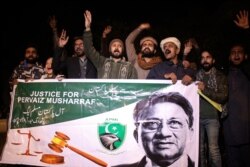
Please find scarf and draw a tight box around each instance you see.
[137,53,162,70]
[196,67,218,92]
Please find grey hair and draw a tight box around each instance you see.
[133,92,194,128]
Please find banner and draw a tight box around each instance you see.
[0,79,199,167]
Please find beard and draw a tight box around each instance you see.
[202,63,213,71]
[141,48,155,58]
[141,52,155,58]
[75,49,84,57]
[25,56,37,64]
[110,50,123,59]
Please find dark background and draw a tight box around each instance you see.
[1,0,250,116]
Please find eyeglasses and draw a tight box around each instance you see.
[136,119,187,132]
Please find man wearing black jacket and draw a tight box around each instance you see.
[53,29,97,78]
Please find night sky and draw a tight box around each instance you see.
[1,0,250,107]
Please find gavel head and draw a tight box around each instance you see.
[48,131,70,153]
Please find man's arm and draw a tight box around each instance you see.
[48,15,59,50]
[182,67,197,85]
[9,67,19,91]
[101,25,112,58]
[83,10,105,68]
[234,10,250,79]
[52,30,69,75]
[130,65,138,79]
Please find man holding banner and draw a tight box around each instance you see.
[196,49,228,167]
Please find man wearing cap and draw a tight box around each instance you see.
[125,23,162,79]
[83,10,137,79]
[147,37,196,85]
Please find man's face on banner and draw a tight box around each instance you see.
[137,102,192,165]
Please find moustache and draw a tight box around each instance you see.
[27,55,35,58]
[202,62,210,66]
[76,48,82,52]
[143,47,150,51]
[164,49,171,54]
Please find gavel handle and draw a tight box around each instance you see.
[66,145,108,167]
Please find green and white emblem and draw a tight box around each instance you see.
[98,122,126,151]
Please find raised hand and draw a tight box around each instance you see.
[84,10,92,31]
[183,40,193,56]
[234,10,249,29]
[58,29,69,48]
[49,15,57,31]
[139,23,151,30]
[102,25,112,38]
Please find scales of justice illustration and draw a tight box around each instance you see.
[11,130,42,156]
[11,130,108,166]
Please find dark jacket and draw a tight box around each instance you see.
[53,47,97,78]
[147,61,196,80]
[223,62,250,146]
[196,67,228,119]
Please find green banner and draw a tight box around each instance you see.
[1,80,199,167]
[11,81,169,128]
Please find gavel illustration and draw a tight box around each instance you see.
[48,131,108,167]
